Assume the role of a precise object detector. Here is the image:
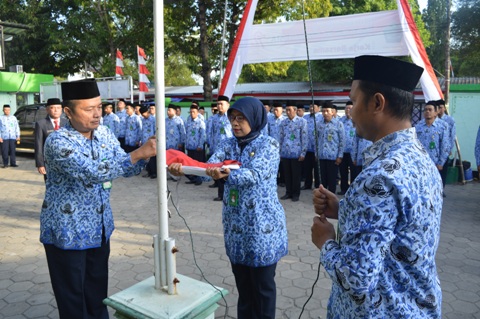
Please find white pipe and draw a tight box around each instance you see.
[153,235,161,289]
[165,238,178,295]
[153,0,170,289]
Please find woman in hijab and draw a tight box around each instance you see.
[169,97,288,319]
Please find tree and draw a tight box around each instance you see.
[451,0,480,76]
[422,0,448,75]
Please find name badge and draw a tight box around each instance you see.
[228,189,239,207]
[103,181,112,190]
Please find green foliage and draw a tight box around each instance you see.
[451,0,480,76]
[422,0,448,75]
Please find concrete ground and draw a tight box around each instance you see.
[1,154,479,319]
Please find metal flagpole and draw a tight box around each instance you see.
[153,0,174,291]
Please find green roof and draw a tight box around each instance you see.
[0,71,54,93]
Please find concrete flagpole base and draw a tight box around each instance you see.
[103,274,228,319]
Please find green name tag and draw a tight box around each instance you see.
[290,133,295,141]
[103,181,112,190]
[228,189,239,207]
[429,141,435,149]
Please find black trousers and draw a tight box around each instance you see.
[320,159,338,193]
[117,137,126,151]
[123,144,138,153]
[339,153,353,192]
[277,160,285,185]
[1,139,16,166]
[146,156,157,175]
[282,158,302,198]
[351,165,363,184]
[231,263,277,319]
[439,158,450,188]
[44,237,110,319]
[303,151,320,189]
[187,149,205,184]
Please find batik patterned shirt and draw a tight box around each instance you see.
[351,134,373,166]
[166,115,186,150]
[439,114,456,153]
[116,109,127,138]
[475,126,480,167]
[267,115,285,143]
[141,115,156,145]
[40,123,145,250]
[305,113,323,152]
[316,118,345,160]
[210,113,232,153]
[185,117,206,150]
[415,118,450,166]
[0,114,20,139]
[320,128,442,319]
[340,116,355,154]
[208,134,288,267]
[279,116,308,159]
[103,113,120,138]
[125,114,142,147]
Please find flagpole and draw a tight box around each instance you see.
[153,0,172,291]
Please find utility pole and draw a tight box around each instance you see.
[444,0,452,105]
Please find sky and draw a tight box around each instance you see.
[418,0,428,11]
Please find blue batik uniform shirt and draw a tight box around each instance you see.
[415,118,450,166]
[340,116,355,154]
[279,116,308,159]
[208,135,288,267]
[125,114,142,147]
[321,128,442,319]
[305,113,322,152]
[166,115,186,150]
[316,117,345,160]
[351,134,373,166]
[267,114,285,143]
[103,113,120,138]
[439,114,456,153]
[476,125,480,168]
[116,109,127,138]
[141,115,156,145]
[210,113,232,153]
[0,114,20,139]
[185,116,206,150]
[40,123,145,250]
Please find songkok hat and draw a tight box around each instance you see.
[46,98,62,106]
[272,102,283,108]
[436,99,445,105]
[3,104,10,108]
[61,79,100,100]
[286,100,296,107]
[353,55,424,92]
[322,101,335,109]
[190,104,199,110]
[139,105,149,114]
[167,104,176,110]
[211,103,217,108]
[296,103,305,109]
[217,95,230,102]
[199,106,204,110]
[346,101,353,106]
[426,100,437,106]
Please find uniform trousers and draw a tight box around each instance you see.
[282,158,302,198]
[351,165,363,184]
[231,263,277,319]
[339,152,353,193]
[439,158,450,188]
[319,159,338,193]
[44,236,110,319]
[303,151,320,189]
[1,139,17,166]
[117,137,126,151]
[186,149,205,184]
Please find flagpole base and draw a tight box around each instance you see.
[103,274,228,319]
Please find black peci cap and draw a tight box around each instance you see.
[61,79,100,101]
[353,55,424,92]
[218,95,230,102]
[46,98,62,106]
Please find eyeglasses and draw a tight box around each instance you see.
[228,115,245,123]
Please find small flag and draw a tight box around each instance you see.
[137,46,150,96]
[115,49,124,77]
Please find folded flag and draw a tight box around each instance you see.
[166,149,241,176]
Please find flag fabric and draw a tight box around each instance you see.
[166,149,241,176]
[396,0,443,101]
[115,49,124,77]
[137,45,150,94]
[219,0,441,102]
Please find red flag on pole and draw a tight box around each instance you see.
[115,49,124,77]
[137,46,150,95]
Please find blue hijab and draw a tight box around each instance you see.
[227,97,267,148]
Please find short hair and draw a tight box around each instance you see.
[357,80,414,121]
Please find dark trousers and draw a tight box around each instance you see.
[439,158,450,188]
[187,149,204,184]
[1,139,16,166]
[303,151,320,189]
[124,144,138,153]
[277,160,285,185]
[339,153,353,192]
[44,237,110,319]
[146,156,157,175]
[320,159,338,193]
[218,178,226,199]
[351,165,363,184]
[117,137,126,151]
[231,263,277,319]
[282,158,302,198]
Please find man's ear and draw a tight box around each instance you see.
[372,93,386,114]
[63,107,72,119]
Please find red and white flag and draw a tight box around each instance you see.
[137,46,150,100]
[115,49,124,77]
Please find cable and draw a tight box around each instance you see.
[167,179,229,319]
[298,260,322,319]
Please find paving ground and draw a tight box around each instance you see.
[1,154,479,319]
